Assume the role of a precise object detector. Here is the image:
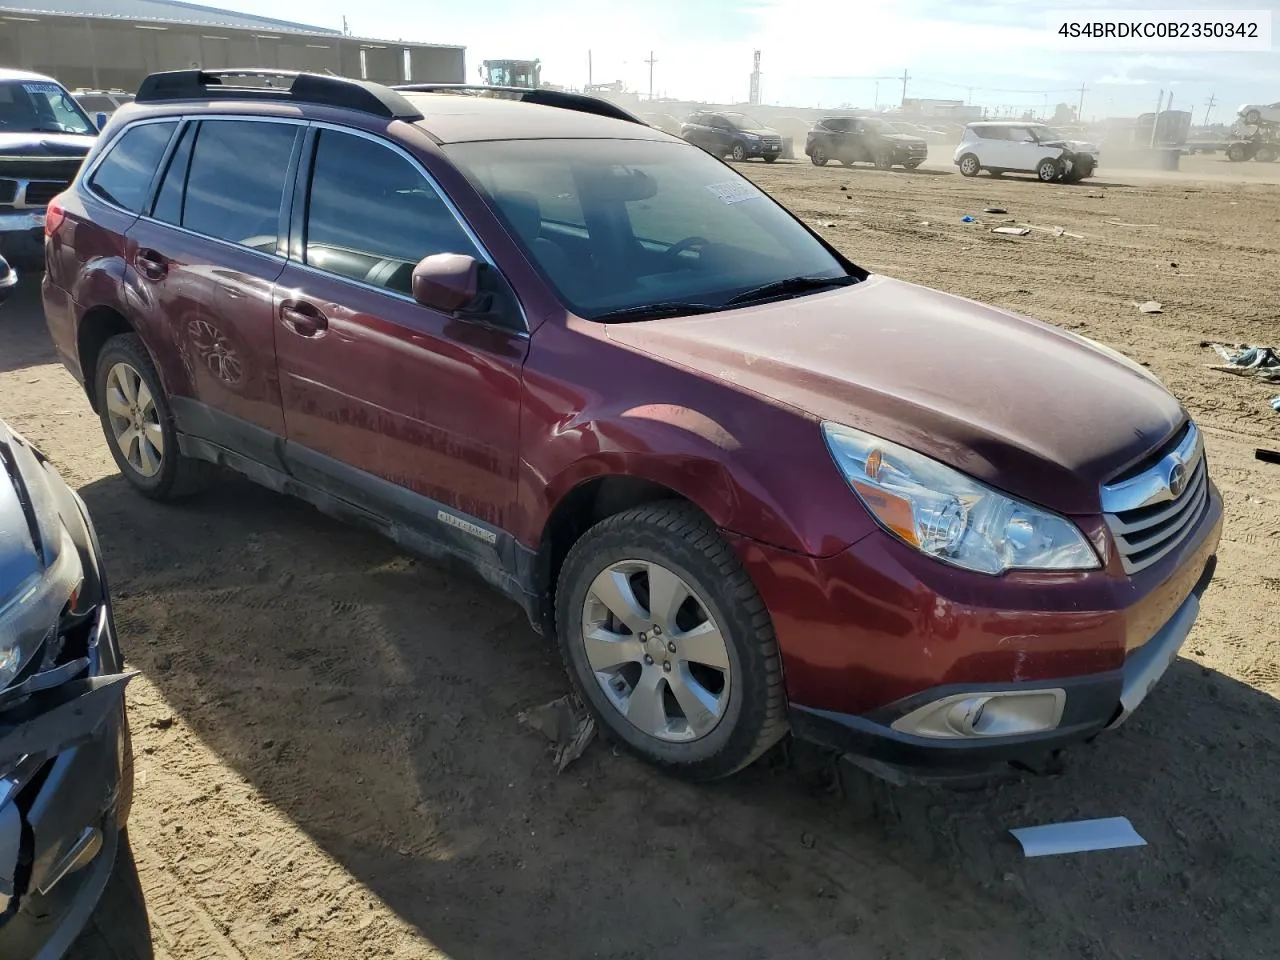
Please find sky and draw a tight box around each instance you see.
[225,0,1280,120]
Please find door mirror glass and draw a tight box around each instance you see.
[412,253,479,312]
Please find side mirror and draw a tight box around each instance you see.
[412,253,479,313]
[95,112,108,131]
[0,255,16,306]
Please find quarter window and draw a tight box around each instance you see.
[303,129,479,293]
[87,121,176,212]
[181,119,298,251]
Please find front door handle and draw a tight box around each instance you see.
[279,300,328,338]
[134,248,168,281]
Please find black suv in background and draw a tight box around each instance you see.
[680,111,782,162]
[805,116,928,170]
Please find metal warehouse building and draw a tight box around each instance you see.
[0,0,465,91]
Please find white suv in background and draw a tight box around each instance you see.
[954,121,1100,182]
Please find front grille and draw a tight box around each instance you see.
[22,181,67,206]
[0,179,16,204]
[0,156,84,182]
[1101,422,1209,574]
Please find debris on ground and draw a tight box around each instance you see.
[1203,342,1280,382]
[992,226,1031,236]
[1137,301,1163,314]
[1023,224,1087,239]
[983,206,1008,214]
[960,215,976,223]
[1106,219,1159,228]
[1010,817,1147,857]
[518,694,597,773]
[1271,396,1280,412]
[1257,448,1280,464]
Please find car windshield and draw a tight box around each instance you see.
[724,113,770,132]
[444,137,851,320]
[0,80,96,135]
[1033,126,1068,141]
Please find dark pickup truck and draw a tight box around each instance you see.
[805,116,928,170]
[0,69,98,270]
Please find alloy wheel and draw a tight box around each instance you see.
[580,559,732,743]
[104,362,164,478]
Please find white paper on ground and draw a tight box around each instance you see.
[1010,817,1147,857]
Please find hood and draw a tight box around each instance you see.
[1042,138,1098,154]
[605,276,1185,515]
[0,428,40,611]
[0,132,95,158]
[884,133,927,146]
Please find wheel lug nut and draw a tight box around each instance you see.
[662,660,672,673]
[653,625,662,635]
[639,632,647,642]
[667,642,676,654]
[644,655,653,665]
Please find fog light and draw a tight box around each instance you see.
[891,689,1066,740]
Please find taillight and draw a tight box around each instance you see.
[44,194,67,237]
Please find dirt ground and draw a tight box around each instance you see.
[1,151,1278,960]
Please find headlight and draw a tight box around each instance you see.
[822,423,1100,575]
[0,527,83,688]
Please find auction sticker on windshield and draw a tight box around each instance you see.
[706,180,761,204]
[21,82,67,96]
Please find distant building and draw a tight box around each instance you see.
[901,97,983,121]
[0,0,464,90]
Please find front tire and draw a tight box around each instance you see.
[555,502,787,780]
[764,154,778,163]
[1255,144,1278,163]
[95,333,214,500]
[1036,157,1062,182]
[958,153,980,177]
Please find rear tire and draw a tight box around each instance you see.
[95,333,214,500]
[555,502,787,780]
[810,145,828,166]
[958,153,980,177]
[730,143,746,162]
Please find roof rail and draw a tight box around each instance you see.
[391,84,645,126]
[135,69,423,122]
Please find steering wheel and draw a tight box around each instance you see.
[663,235,710,264]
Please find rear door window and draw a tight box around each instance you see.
[181,119,299,250]
[87,121,177,212]
[151,122,195,225]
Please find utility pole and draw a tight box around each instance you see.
[1150,89,1164,146]
[645,50,657,101]
[1077,81,1088,121]
[1203,92,1216,125]
[874,80,879,111]
[966,86,973,105]
[899,68,910,107]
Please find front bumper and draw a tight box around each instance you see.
[789,554,1216,776]
[0,215,45,271]
[0,485,131,959]
[732,482,1223,776]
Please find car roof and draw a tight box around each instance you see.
[399,93,673,144]
[0,67,62,84]
[967,120,1045,127]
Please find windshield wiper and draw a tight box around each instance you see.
[592,301,723,323]
[724,274,860,306]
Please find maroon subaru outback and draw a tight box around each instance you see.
[42,70,1221,781]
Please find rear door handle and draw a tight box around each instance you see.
[280,300,328,338]
[133,248,168,281]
